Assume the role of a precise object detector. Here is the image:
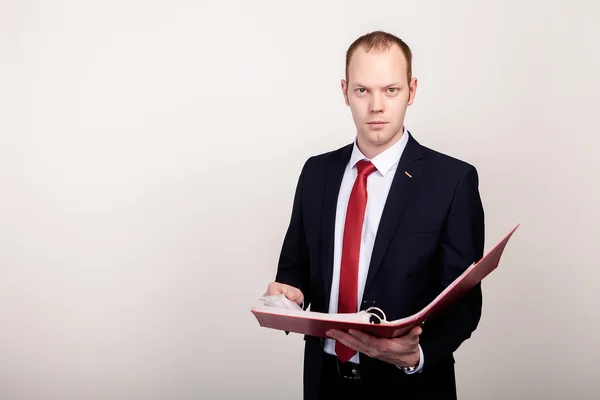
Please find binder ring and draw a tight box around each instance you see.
[365,306,387,323]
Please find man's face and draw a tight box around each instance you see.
[342,44,417,156]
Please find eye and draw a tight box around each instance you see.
[388,87,397,93]
[356,88,366,94]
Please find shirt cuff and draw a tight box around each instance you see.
[398,344,424,374]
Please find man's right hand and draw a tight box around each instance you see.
[264,282,304,306]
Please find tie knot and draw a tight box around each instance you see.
[356,160,377,177]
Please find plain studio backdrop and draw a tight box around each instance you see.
[1,0,599,399]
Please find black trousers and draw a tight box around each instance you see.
[319,354,372,399]
[318,353,457,400]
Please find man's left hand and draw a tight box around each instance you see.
[326,325,422,367]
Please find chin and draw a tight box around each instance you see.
[365,131,395,146]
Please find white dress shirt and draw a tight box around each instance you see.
[324,128,424,373]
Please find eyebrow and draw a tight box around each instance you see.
[352,82,403,88]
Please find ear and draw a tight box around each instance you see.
[341,79,350,106]
[407,77,418,106]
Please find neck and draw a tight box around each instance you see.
[357,127,405,159]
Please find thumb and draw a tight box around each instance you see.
[283,287,304,304]
[284,289,296,300]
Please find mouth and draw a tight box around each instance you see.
[367,121,388,125]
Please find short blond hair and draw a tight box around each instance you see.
[345,30,413,84]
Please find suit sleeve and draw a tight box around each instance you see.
[418,164,485,371]
[274,158,312,308]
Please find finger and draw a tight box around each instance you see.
[350,329,396,357]
[348,329,378,347]
[391,327,421,347]
[327,330,367,353]
[398,325,422,340]
[265,282,282,296]
[329,330,372,354]
[412,326,423,336]
[406,326,422,344]
[283,287,304,304]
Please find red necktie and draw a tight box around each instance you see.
[336,159,377,363]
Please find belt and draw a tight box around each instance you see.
[323,353,362,380]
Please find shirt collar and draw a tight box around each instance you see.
[349,127,410,176]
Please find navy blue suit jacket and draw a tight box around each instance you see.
[274,132,485,398]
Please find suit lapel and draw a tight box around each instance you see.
[320,145,352,308]
[363,133,425,301]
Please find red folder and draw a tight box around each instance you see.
[252,223,520,338]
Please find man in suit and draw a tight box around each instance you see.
[264,30,485,399]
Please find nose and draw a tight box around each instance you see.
[370,93,384,113]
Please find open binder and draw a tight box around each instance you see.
[252,223,520,338]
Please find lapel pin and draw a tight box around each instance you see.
[404,171,412,178]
